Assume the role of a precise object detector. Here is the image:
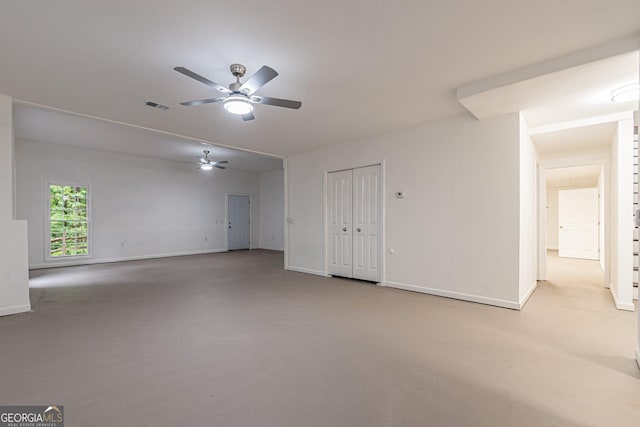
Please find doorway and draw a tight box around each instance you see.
[326,164,382,282]
[227,194,251,251]
[535,121,636,311]
[543,164,605,283]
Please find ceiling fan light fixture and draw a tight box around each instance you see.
[223,95,254,115]
[610,82,640,103]
[200,163,213,171]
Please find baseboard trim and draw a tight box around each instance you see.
[257,247,285,252]
[518,282,538,309]
[286,266,328,277]
[0,304,31,317]
[29,249,228,270]
[609,287,635,311]
[384,281,520,310]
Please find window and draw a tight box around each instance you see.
[48,184,90,258]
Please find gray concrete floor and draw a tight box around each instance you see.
[0,249,638,426]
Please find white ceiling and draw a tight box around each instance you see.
[1,1,639,156]
[14,106,283,172]
[546,165,601,188]
[458,50,639,127]
[522,52,638,127]
[531,121,617,156]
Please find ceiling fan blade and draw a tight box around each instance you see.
[252,96,301,109]
[239,66,278,95]
[199,157,207,163]
[214,165,227,169]
[216,160,229,164]
[174,67,231,94]
[242,111,255,121]
[240,65,278,95]
[180,97,225,107]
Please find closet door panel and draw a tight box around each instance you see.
[352,165,381,282]
[327,170,353,277]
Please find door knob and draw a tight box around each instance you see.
[357,228,362,232]
[342,227,347,232]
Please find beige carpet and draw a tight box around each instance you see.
[0,249,638,426]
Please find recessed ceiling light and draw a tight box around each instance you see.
[610,82,639,103]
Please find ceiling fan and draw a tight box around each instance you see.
[199,150,228,170]
[174,64,302,121]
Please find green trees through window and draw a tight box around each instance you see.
[49,185,89,257]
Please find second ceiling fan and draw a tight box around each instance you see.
[175,64,302,121]
[199,150,228,170]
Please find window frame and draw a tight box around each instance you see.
[44,181,92,262]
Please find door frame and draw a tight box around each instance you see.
[538,159,610,286]
[323,159,386,284]
[225,193,252,251]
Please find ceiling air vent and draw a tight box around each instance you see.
[144,100,170,111]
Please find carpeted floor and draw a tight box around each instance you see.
[0,249,638,426]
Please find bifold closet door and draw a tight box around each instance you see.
[328,170,353,277]
[328,165,381,282]
[352,165,381,281]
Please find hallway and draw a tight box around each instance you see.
[543,249,610,308]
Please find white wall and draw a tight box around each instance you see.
[287,112,525,309]
[16,139,261,268]
[609,118,634,310]
[518,114,538,306]
[0,95,30,316]
[546,188,559,250]
[258,169,284,251]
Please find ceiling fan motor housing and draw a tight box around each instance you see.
[230,64,246,78]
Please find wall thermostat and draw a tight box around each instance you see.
[395,191,405,199]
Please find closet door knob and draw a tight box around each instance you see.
[342,228,347,232]
[357,228,362,232]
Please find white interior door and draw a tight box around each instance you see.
[352,165,382,282]
[228,195,250,250]
[327,170,353,277]
[559,188,599,260]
